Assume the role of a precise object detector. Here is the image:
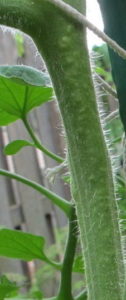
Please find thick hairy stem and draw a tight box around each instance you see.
[0,0,124,299]
[33,4,124,300]
[97,1,126,295]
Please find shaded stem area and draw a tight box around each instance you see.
[58,206,77,300]
[0,169,72,217]
[22,116,64,163]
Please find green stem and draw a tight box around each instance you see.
[44,256,62,270]
[22,116,64,163]
[0,169,72,217]
[34,3,124,300]
[58,206,77,300]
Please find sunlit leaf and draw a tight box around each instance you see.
[0,228,49,263]
[0,65,53,125]
[4,140,34,155]
[0,109,18,126]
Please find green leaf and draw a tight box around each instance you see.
[0,65,53,125]
[0,228,49,263]
[0,275,19,300]
[0,109,18,126]
[4,140,34,155]
[73,255,84,273]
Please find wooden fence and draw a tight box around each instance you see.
[0,28,70,297]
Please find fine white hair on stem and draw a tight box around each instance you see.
[94,73,118,99]
[105,109,119,123]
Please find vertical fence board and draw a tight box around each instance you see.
[7,120,54,239]
[0,130,24,274]
[35,102,69,227]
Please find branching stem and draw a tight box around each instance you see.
[0,169,72,217]
[22,116,64,163]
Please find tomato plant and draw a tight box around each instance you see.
[0,1,125,299]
